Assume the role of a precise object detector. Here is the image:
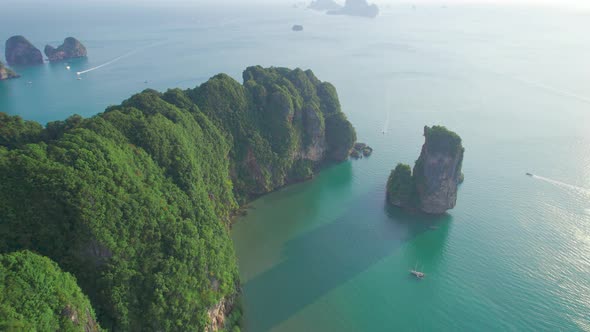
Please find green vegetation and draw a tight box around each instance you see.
[0,113,43,148]
[0,251,101,332]
[0,66,355,330]
[386,163,415,207]
[423,125,463,157]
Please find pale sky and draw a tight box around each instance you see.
[7,0,590,10]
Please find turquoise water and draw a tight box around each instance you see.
[2,2,590,331]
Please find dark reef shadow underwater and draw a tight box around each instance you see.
[241,181,452,331]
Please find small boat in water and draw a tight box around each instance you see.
[66,65,71,70]
[410,263,425,279]
[526,173,533,177]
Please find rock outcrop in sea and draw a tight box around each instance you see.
[327,0,379,18]
[350,142,373,159]
[292,25,304,31]
[5,35,43,66]
[44,37,87,62]
[0,61,19,80]
[308,0,342,11]
[386,125,464,214]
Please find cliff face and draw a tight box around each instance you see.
[205,296,236,332]
[413,126,464,214]
[0,61,19,80]
[44,37,87,62]
[386,126,464,214]
[5,35,43,66]
[193,66,356,200]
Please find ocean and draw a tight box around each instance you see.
[1,2,589,331]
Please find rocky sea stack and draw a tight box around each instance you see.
[5,35,43,66]
[0,61,19,80]
[308,0,342,11]
[327,0,379,18]
[44,37,87,62]
[386,125,464,214]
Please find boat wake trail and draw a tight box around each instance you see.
[382,112,390,134]
[77,42,164,76]
[531,174,590,196]
[509,76,590,105]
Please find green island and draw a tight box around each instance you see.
[0,251,101,332]
[387,125,464,215]
[0,66,356,331]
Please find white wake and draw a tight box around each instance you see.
[77,42,163,76]
[382,111,390,134]
[531,174,590,196]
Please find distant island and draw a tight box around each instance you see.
[386,126,464,214]
[0,66,356,331]
[5,35,43,66]
[44,37,87,62]
[309,0,379,18]
[308,0,342,11]
[327,0,379,18]
[0,61,19,80]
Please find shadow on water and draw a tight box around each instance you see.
[241,190,452,331]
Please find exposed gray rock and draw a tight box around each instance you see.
[5,35,43,66]
[0,61,19,80]
[413,126,464,214]
[44,37,87,62]
[386,125,464,214]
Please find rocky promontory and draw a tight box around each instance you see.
[0,66,356,331]
[308,0,342,11]
[327,0,379,18]
[386,126,464,214]
[44,37,87,62]
[5,35,43,66]
[0,61,19,80]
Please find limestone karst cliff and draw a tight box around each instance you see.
[0,66,356,331]
[387,126,464,214]
[5,35,43,66]
[44,37,87,62]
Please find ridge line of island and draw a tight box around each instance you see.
[0,64,464,331]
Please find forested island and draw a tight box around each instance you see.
[0,66,356,331]
[387,126,464,214]
[309,0,379,18]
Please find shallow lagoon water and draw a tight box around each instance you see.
[1,2,589,331]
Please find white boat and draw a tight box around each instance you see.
[66,65,71,70]
[410,263,425,279]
